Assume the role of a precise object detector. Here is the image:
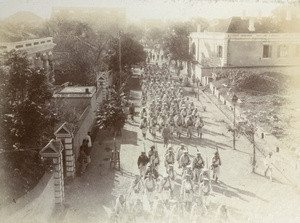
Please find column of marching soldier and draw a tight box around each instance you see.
[112,63,226,223]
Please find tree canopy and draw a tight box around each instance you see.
[0,50,54,148]
[51,20,110,86]
[105,32,146,72]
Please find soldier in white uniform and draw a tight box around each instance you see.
[159,173,174,205]
[180,174,194,212]
[129,175,144,206]
[144,173,156,206]
[198,177,212,213]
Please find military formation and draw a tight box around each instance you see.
[110,63,228,223]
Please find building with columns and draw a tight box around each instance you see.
[0,37,56,81]
[189,16,300,81]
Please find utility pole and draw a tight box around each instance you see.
[119,31,122,74]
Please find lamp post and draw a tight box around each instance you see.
[249,123,256,173]
[232,94,238,150]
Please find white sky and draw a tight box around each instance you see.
[0,0,285,21]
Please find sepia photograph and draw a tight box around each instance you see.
[0,0,300,222]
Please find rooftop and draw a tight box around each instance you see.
[54,86,96,98]
[206,16,300,33]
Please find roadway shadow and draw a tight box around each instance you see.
[127,76,141,91]
[183,137,229,151]
[204,129,229,138]
[126,120,140,128]
[212,183,249,202]
[121,128,138,145]
[253,172,287,186]
[203,120,219,127]
[117,167,136,179]
[219,181,269,203]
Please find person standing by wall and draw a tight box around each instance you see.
[82,139,91,165]
[78,144,88,174]
[264,152,275,182]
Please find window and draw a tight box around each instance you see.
[217,46,223,58]
[278,45,288,58]
[15,45,23,49]
[25,43,32,47]
[263,45,272,58]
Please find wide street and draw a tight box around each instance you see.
[54,66,300,223]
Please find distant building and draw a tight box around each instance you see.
[0,11,55,80]
[0,37,56,81]
[189,16,300,80]
[51,7,126,36]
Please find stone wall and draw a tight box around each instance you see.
[0,173,55,222]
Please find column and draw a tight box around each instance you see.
[53,153,64,203]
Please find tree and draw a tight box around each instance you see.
[0,50,54,148]
[162,22,192,76]
[145,26,166,49]
[51,20,110,86]
[105,32,146,72]
[96,83,128,137]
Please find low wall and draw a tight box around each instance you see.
[0,172,55,223]
[73,88,103,160]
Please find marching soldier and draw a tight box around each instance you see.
[211,151,222,182]
[195,117,204,138]
[159,173,174,205]
[198,177,212,213]
[180,174,194,212]
[138,151,149,177]
[176,143,187,163]
[165,148,175,170]
[129,175,144,206]
[199,167,210,184]
[140,117,148,139]
[192,151,205,183]
[166,164,175,180]
[150,149,160,170]
[174,113,183,138]
[183,165,193,181]
[179,150,191,175]
[114,195,127,221]
[161,124,171,148]
[144,173,156,206]
[186,116,194,139]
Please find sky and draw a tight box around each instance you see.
[0,0,286,21]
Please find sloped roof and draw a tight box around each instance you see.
[3,11,44,24]
[206,16,300,33]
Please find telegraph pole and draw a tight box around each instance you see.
[119,31,122,73]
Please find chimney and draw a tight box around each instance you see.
[197,24,201,32]
[248,18,255,32]
[241,10,246,20]
[85,88,90,94]
[286,10,291,21]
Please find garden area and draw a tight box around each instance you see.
[211,71,300,150]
